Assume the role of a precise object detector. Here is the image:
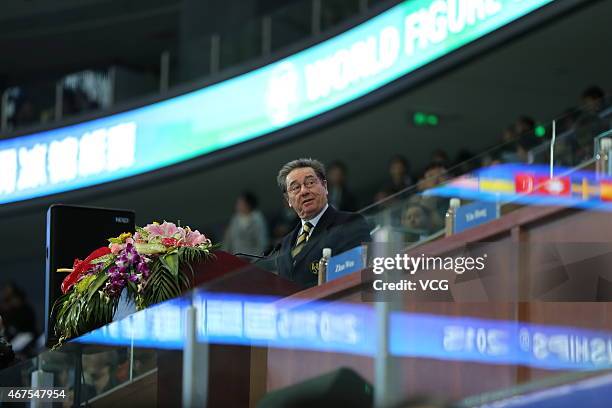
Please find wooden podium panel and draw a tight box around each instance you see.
[265,206,612,401]
[80,208,612,405]
[157,251,301,408]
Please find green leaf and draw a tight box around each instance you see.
[91,254,114,264]
[74,275,96,293]
[86,273,109,302]
[127,280,138,294]
[135,226,149,239]
[160,252,179,276]
[135,242,166,254]
[142,262,182,307]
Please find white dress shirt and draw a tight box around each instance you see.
[298,204,329,240]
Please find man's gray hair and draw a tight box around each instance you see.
[277,158,326,193]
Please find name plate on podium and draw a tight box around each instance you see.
[454,201,500,233]
[326,246,365,282]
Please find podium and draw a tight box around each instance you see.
[263,206,612,401]
[155,251,301,408]
[72,251,300,408]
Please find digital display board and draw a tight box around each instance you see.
[425,164,612,210]
[0,0,555,205]
[76,291,612,371]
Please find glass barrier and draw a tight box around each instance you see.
[528,105,612,166]
[1,69,114,134]
[1,0,395,133]
[462,369,612,407]
[1,83,56,131]
[359,110,612,249]
[1,247,612,406]
[0,249,612,406]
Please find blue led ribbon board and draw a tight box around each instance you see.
[0,0,554,205]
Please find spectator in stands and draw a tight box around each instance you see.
[132,349,157,377]
[82,350,119,397]
[501,125,517,143]
[581,85,607,115]
[369,187,404,229]
[13,99,37,128]
[502,116,539,163]
[514,115,536,138]
[573,86,609,162]
[401,203,435,242]
[223,192,269,257]
[0,282,38,358]
[417,162,450,192]
[326,161,358,211]
[270,200,299,248]
[370,157,415,229]
[372,188,401,214]
[62,88,98,116]
[574,117,601,162]
[453,149,477,175]
[515,115,540,150]
[558,108,581,134]
[431,148,450,167]
[481,152,503,167]
[275,158,371,287]
[0,316,15,370]
[415,162,451,227]
[515,138,534,163]
[383,155,413,195]
[496,125,519,163]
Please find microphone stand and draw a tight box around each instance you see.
[234,244,282,270]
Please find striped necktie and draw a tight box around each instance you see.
[291,222,313,258]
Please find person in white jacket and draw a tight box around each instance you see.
[223,192,269,257]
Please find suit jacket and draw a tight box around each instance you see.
[275,206,371,288]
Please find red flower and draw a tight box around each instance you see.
[61,247,111,294]
[161,237,178,247]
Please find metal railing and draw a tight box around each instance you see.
[0,0,392,134]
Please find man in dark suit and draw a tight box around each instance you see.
[275,158,371,287]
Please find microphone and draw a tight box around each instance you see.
[233,252,265,260]
[263,242,282,257]
[234,242,282,263]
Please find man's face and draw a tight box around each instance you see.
[285,167,328,220]
[583,96,602,114]
[390,160,406,179]
[402,206,427,230]
[327,166,344,186]
[421,166,447,189]
[0,288,20,311]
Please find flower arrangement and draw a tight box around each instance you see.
[54,221,215,343]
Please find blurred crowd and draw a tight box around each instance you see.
[221,85,612,256]
[0,283,38,361]
[0,281,156,405]
[3,76,106,131]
